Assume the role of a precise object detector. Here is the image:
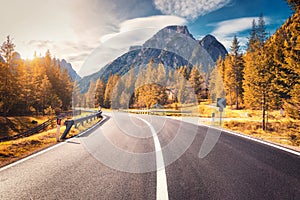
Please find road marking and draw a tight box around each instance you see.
[0,116,108,172]
[201,124,300,157]
[136,117,169,200]
[167,116,300,157]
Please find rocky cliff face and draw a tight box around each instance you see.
[59,59,81,81]
[142,25,214,71]
[199,34,227,62]
[101,48,192,81]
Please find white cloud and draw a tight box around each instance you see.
[210,17,270,50]
[100,15,186,43]
[0,0,77,42]
[153,0,231,19]
[0,0,121,73]
[79,15,186,76]
[211,17,271,36]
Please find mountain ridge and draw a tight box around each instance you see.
[78,25,228,93]
[199,34,228,62]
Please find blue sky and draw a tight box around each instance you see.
[0,0,293,76]
[188,0,292,48]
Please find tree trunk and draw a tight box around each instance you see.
[262,93,266,131]
[266,105,269,131]
[3,64,8,117]
[235,85,239,109]
[235,64,239,110]
[229,91,233,108]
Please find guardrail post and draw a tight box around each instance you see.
[58,111,102,140]
[97,111,102,119]
[56,117,62,142]
[60,120,74,140]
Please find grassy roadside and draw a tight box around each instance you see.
[190,105,300,151]
[223,120,300,151]
[0,116,53,138]
[0,117,102,168]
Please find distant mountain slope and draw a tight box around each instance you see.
[78,25,227,93]
[58,59,81,81]
[78,48,194,93]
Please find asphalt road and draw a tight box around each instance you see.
[0,112,299,199]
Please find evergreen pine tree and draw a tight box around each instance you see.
[104,74,119,108]
[243,14,274,130]
[208,62,225,103]
[189,67,205,103]
[95,79,105,108]
[157,62,166,85]
[0,36,15,116]
[86,81,96,108]
[230,35,244,109]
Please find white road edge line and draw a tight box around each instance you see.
[0,115,107,172]
[167,116,300,157]
[136,117,169,200]
[201,123,300,157]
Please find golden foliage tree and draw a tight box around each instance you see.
[0,36,15,116]
[0,37,74,116]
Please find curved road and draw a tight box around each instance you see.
[0,112,299,199]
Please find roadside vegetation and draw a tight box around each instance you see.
[224,120,300,150]
[0,116,101,168]
[0,116,52,138]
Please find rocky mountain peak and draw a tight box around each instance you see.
[199,34,227,61]
[200,34,217,45]
[164,25,195,39]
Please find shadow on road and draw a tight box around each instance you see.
[66,141,81,145]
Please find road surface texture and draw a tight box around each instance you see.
[0,112,299,199]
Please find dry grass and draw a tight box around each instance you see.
[0,117,102,168]
[194,105,300,150]
[224,120,300,151]
[0,116,53,138]
[165,103,246,118]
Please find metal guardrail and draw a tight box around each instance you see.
[60,111,102,140]
[0,118,55,142]
[120,109,192,115]
[72,107,98,113]
[59,110,82,118]
[0,109,97,142]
